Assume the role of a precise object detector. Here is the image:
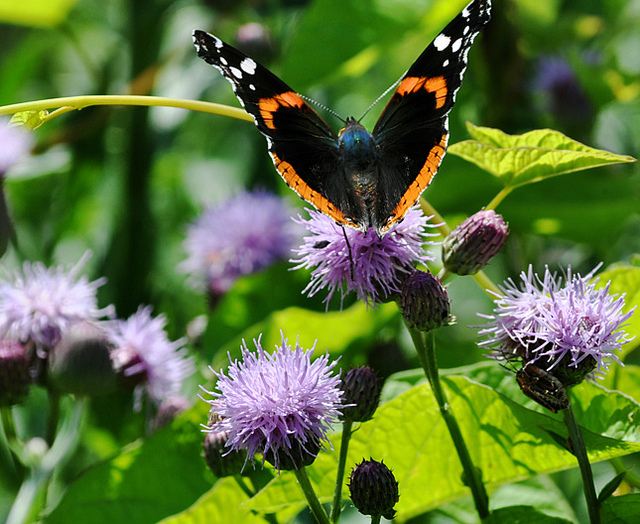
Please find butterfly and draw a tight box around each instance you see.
[194,0,491,237]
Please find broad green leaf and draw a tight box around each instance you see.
[448,124,636,189]
[0,0,81,27]
[484,505,571,524]
[44,407,211,524]
[158,478,265,524]
[9,110,48,130]
[596,265,640,364]
[211,301,400,370]
[601,493,640,524]
[245,369,640,522]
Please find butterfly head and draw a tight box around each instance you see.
[338,117,376,168]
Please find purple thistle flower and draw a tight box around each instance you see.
[0,117,34,175]
[180,190,300,298]
[478,265,635,379]
[201,334,343,471]
[0,252,114,349]
[108,306,194,409]
[291,206,436,307]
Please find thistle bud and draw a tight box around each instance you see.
[340,366,382,422]
[0,340,31,407]
[399,270,453,332]
[48,322,117,396]
[203,431,248,478]
[442,210,509,275]
[349,459,399,519]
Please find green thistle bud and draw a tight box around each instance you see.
[442,209,509,275]
[0,340,31,407]
[48,322,117,396]
[399,270,453,332]
[203,431,248,478]
[340,366,382,422]
[349,458,399,519]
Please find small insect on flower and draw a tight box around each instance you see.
[291,206,436,308]
[201,334,344,471]
[516,362,569,414]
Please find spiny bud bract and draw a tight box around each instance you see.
[399,270,453,332]
[442,209,508,275]
[349,458,399,519]
[203,431,248,478]
[339,366,382,422]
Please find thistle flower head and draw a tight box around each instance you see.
[108,306,194,409]
[291,206,436,308]
[479,265,635,380]
[202,334,343,471]
[181,190,300,300]
[0,253,113,349]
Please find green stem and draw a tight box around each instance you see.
[485,186,513,210]
[0,95,253,122]
[46,391,61,447]
[294,467,330,524]
[330,419,353,524]
[419,198,451,237]
[472,269,502,297]
[563,401,600,524]
[409,327,490,519]
[1,407,25,480]
[370,515,381,524]
[7,398,85,524]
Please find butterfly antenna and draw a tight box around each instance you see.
[341,226,355,281]
[358,76,402,122]
[300,94,346,123]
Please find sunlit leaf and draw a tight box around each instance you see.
[9,110,48,130]
[448,123,636,189]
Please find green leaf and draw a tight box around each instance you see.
[44,407,212,524]
[596,265,640,364]
[599,472,627,504]
[157,478,265,524]
[601,493,640,524]
[0,0,81,27]
[448,124,636,189]
[9,110,48,130]
[483,505,572,524]
[244,368,640,521]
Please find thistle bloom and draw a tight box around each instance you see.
[202,334,343,471]
[181,190,300,299]
[0,253,113,349]
[291,206,436,307]
[108,306,194,409]
[478,265,635,380]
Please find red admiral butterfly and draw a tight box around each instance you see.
[194,0,491,237]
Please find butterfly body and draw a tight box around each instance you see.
[194,0,491,236]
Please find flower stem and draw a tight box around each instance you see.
[563,401,600,524]
[330,419,353,524]
[1,407,25,480]
[408,327,490,519]
[485,186,513,210]
[0,95,253,123]
[294,467,330,524]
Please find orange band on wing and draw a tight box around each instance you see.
[270,152,352,227]
[385,134,449,230]
[396,75,448,110]
[258,91,306,130]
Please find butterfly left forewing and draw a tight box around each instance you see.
[193,30,356,228]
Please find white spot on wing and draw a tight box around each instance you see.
[443,59,449,68]
[433,34,451,51]
[240,58,257,75]
[463,26,470,35]
[451,38,463,53]
[249,84,256,91]
[220,57,228,65]
[230,66,243,79]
